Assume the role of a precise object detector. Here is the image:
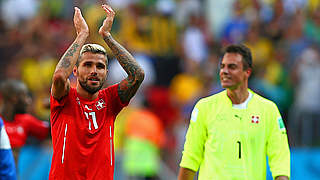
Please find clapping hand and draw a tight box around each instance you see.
[99,4,115,37]
[73,7,89,37]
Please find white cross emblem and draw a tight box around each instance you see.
[251,116,260,124]
[95,99,105,110]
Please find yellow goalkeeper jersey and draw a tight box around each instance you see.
[180,90,290,180]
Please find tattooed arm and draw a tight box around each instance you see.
[99,4,144,103]
[52,7,89,99]
[103,34,145,102]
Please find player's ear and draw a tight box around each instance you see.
[105,69,108,80]
[246,68,252,78]
[73,66,78,77]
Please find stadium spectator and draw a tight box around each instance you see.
[222,1,249,44]
[123,107,165,180]
[289,46,320,146]
[0,0,39,28]
[182,14,209,73]
[0,79,49,163]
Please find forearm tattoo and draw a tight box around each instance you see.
[103,34,144,102]
[57,43,80,69]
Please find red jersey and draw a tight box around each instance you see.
[2,114,49,148]
[49,84,128,180]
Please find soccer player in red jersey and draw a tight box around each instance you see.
[49,4,144,180]
[0,80,49,162]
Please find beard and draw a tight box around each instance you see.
[14,101,28,114]
[15,106,27,114]
[79,78,105,94]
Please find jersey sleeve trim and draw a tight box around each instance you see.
[180,153,201,172]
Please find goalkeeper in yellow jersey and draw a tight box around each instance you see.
[178,44,290,180]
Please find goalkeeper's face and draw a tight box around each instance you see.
[219,53,251,90]
[74,52,108,94]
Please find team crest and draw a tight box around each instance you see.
[251,115,260,124]
[95,99,106,110]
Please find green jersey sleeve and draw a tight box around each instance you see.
[180,100,207,172]
[266,103,290,179]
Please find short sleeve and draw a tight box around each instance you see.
[50,88,72,125]
[267,103,290,179]
[180,100,207,172]
[103,84,129,116]
[50,91,69,109]
[15,114,49,140]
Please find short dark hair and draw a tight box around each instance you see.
[223,44,252,70]
[0,79,27,100]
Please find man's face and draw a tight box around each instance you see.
[15,84,32,114]
[75,52,108,94]
[219,53,250,90]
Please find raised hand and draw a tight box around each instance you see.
[99,4,115,37]
[52,7,89,99]
[73,7,89,37]
[100,4,144,103]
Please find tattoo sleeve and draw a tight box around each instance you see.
[103,34,145,103]
[52,35,87,99]
[56,43,80,71]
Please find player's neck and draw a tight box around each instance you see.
[76,84,99,101]
[0,104,15,121]
[227,86,249,105]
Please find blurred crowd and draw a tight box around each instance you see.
[0,0,320,179]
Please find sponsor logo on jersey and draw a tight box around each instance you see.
[277,117,285,131]
[84,105,93,111]
[76,97,81,106]
[251,115,259,124]
[95,99,106,110]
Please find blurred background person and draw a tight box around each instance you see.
[289,46,320,147]
[0,80,49,160]
[122,104,166,180]
[0,80,49,169]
